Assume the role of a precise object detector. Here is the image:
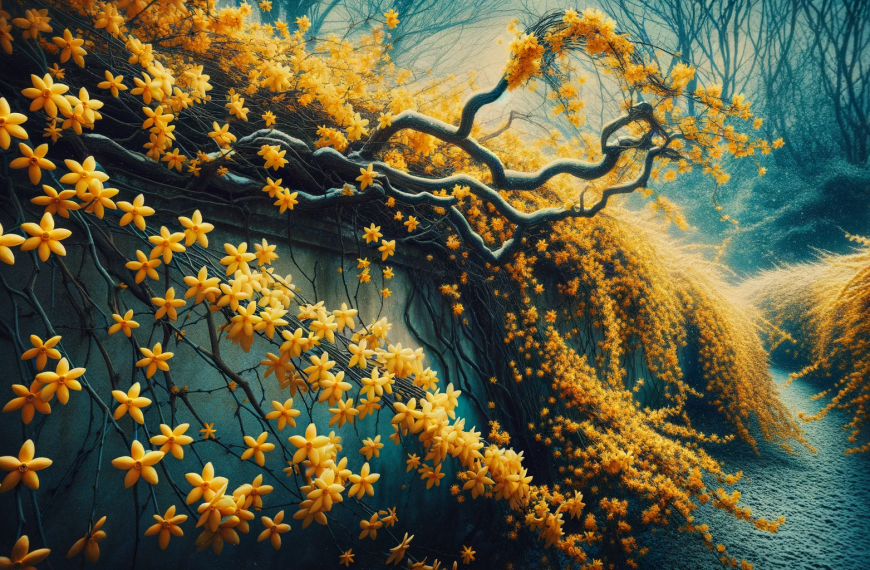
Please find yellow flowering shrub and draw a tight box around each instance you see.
[743,234,870,454]
[0,1,806,568]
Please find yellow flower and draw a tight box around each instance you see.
[66,516,107,563]
[461,545,476,564]
[266,398,301,430]
[0,536,50,569]
[80,183,118,219]
[359,513,382,540]
[262,177,284,198]
[21,73,71,118]
[178,209,214,247]
[32,184,79,218]
[462,466,494,498]
[131,72,164,105]
[145,505,187,550]
[221,242,256,275]
[274,188,299,213]
[208,121,236,147]
[346,113,369,142]
[185,462,227,504]
[420,463,445,488]
[295,15,311,32]
[111,440,164,487]
[3,381,51,424]
[183,266,220,305]
[225,94,249,121]
[162,148,186,171]
[125,249,161,283]
[35,357,84,404]
[59,156,108,197]
[200,422,217,439]
[112,382,152,423]
[43,119,62,143]
[383,267,394,279]
[0,97,28,149]
[384,9,400,29]
[385,533,413,565]
[109,309,139,337]
[20,334,62,370]
[287,423,331,464]
[241,432,275,467]
[328,397,358,427]
[233,473,273,509]
[52,29,86,67]
[150,423,194,459]
[152,287,186,321]
[378,112,393,129]
[117,194,155,230]
[339,549,355,566]
[195,482,236,534]
[0,439,52,492]
[97,70,127,97]
[257,510,291,550]
[10,143,55,185]
[20,212,70,261]
[378,239,396,261]
[149,226,186,263]
[255,238,278,266]
[363,223,382,243]
[404,216,419,232]
[359,435,384,460]
[356,163,378,190]
[136,343,173,379]
[348,462,380,499]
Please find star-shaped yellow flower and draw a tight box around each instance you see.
[111,440,164,487]
[20,212,70,261]
[257,510,291,550]
[3,381,52,424]
[136,343,173,379]
[111,382,152,423]
[52,29,86,67]
[20,334,61,370]
[148,226,185,263]
[266,398,301,430]
[185,462,227,504]
[145,505,187,550]
[97,70,127,97]
[150,423,194,459]
[32,184,79,218]
[241,432,275,467]
[356,163,378,190]
[152,287,186,321]
[0,439,51,492]
[35,357,84,404]
[117,193,155,230]
[178,209,214,247]
[125,249,161,283]
[21,73,71,118]
[10,143,55,185]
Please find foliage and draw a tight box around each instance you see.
[743,234,870,454]
[0,1,808,569]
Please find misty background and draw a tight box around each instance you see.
[241,0,869,273]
